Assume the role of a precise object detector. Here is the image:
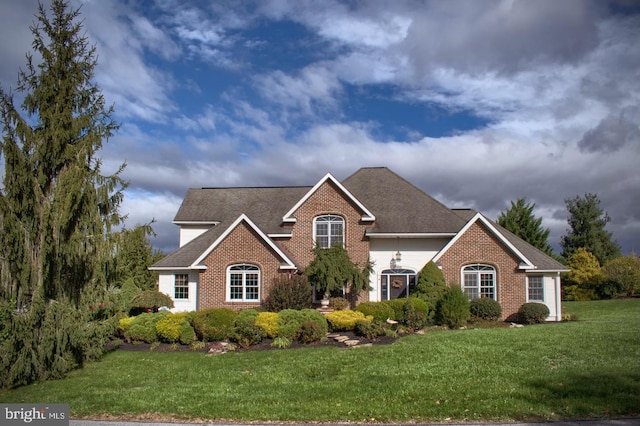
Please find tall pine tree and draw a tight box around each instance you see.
[560,193,620,265]
[497,198,553,256]
[0,0,126,387]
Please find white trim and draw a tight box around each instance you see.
[366,232,457,238]
[191,214,297,269]
[268,233,293,238]
[433,212,534,268]
[313,214,345,248]
[282,173,375,222]
[525,274,545,303]
[226,263,261,302]
[461,264,497,300]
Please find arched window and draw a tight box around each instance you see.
[381,269,416,300]
[314,215,344,248]
[462,264,496,300]
[227,264,260,302]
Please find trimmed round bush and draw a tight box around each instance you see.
[470,298,502,321]
[191,308,237,341]
[232,309,266,348]
[354,319,386,339]
[156,312,194,344]
[518,302,550,324]
[298,321,324,343]
[329,297,349,310]
[356,301,395,322]
[325,309,372,331]
[276,309,328,340]
[125,312,169,343]
[382,299,405,322]
[117,316,135,336]
[255,312,279,338]
[436,286,470,328]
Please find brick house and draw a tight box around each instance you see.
[150,167,567,321]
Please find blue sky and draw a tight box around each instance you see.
[1,0,639,256]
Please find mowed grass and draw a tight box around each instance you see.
[1,299,639,423]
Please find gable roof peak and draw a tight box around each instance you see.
[282,172,375,223]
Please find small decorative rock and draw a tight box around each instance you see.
[334,335,350,342]
[207,341,234,355]
[344,339,360,347]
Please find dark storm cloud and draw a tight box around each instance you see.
[578,107,640,154]
[405,0,600,77]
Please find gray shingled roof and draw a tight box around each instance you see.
[342,167,467,234]
[152,167,566,271]
[452,208,567,271]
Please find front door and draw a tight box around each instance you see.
[381,269,416,300]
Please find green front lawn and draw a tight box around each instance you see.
[1,299,639,423]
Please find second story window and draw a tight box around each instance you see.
[314,215,344,248]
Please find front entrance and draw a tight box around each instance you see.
[381,269,416,300]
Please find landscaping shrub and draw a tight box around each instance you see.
[125,312,169,343]
[469,298,502,321]
[264,274,313,312]
[325,309,372,331]
[356,301,395,322]
[232,309,266,348]
[255,312,279,338]
[382,299,405,322]
[277,309,307,339]
[191,308,237,341]
[329,297,349,310]
[414,261,448,317]
[117,316,135,336]
[436,286,470,328]
[354,319,387,339]
[156,313,195,345]
[518,302,550,324]
[298,321,325,343]
[402,299,428,331]
[378,298,429,328]
[129,290,174,315]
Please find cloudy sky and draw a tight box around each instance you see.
[1,0,638,256]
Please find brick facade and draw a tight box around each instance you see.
[437,221,526,321]
[198,221,290,310]
[198,180,371,310]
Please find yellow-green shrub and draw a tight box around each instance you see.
[156,312,195,345]
[118,316,135,334]
[325,309,372,331]
[255,312,279,338]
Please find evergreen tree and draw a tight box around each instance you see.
[560,193,621,265]
[113,223,160,291]
[305,245,372,301]
[497,198,553,256]
[0,0,125,387]
[413,261,448,315]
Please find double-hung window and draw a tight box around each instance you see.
[314,215,344,248]
[174,274,189,299]
[462,265,496,300]
[228,264,260,302]
[527,275,544,301]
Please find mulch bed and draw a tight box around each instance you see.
[110,331,399,354]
